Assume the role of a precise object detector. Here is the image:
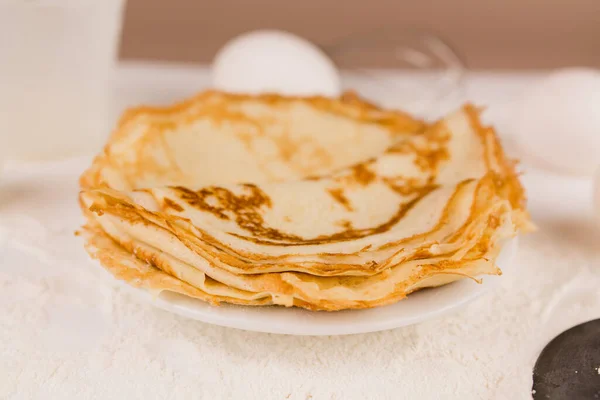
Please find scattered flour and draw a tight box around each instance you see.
[1,161,599,400]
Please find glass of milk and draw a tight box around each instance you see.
[0,0,126,161]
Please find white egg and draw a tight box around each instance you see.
[595,167,600,222]
[512,68,600,176]
[211,30,341,97]
[592,166,600,227]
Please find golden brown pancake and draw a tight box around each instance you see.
[79,91,530,311]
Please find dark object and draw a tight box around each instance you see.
[533,319,600,399]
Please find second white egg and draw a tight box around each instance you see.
[512,68,600,177]
[211,30,341,97]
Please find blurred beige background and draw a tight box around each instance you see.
[119,0,600,69]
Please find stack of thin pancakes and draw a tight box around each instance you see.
[79,91,531,311]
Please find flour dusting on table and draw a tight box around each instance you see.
[0,159,599,400]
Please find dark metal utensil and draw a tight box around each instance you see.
[533,319,600,399]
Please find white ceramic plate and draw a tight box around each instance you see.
[120,239,518,336]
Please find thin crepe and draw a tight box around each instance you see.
[81,177,514,310]
[82,105,527,275]
[79,92,529,311]
[81,91,424,191]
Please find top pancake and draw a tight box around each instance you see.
[81,90,425,191]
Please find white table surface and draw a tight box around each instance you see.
[1,63,599,400]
